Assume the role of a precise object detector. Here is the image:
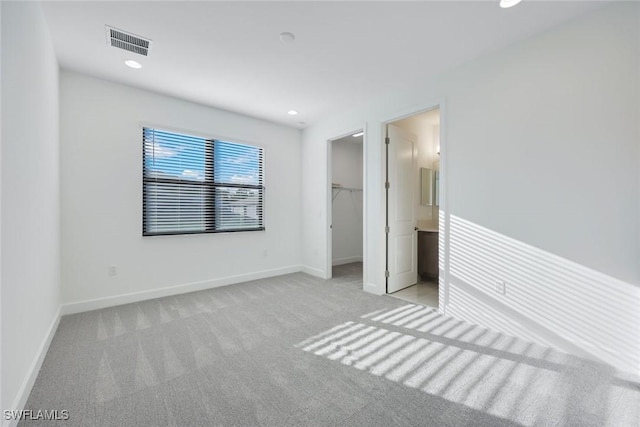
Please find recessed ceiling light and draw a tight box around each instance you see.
[124,59,142,69]
[500,0,523,8]
[288,110,298,116]
[352,132,364,137]
[280,32,296,43]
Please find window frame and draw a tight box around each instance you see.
[142,127,266,237]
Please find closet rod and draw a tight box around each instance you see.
[331,186,363,201]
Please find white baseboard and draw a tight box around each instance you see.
[332,256,363,266]
[5,307,61,427]
[61,265,302,315]
[301,265,325,278]
[364,282,384,295]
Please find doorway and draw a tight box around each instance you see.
[385,108,441,308]
[327,130,364,282]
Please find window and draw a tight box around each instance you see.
[143,128,264,236]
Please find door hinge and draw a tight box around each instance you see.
[385,182,390,189]
[385,137,390,145]
[385,270,390,278]
[385,226,390,233]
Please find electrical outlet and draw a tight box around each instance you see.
[495,280,506,295]
[109,266,117,277]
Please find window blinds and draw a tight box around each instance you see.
[143,128,265,235]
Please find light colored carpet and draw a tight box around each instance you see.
[20,263,640,426]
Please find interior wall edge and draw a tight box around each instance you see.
[3,307,61,427]
[363,282,384,296]
[301,265,326,279]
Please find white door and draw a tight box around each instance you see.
[387,124,417,293]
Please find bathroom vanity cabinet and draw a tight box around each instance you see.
[418,230,439,280]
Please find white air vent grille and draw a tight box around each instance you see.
[105,26,151,56]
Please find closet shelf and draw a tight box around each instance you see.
[331,185,362,201]
[332,186,362,191]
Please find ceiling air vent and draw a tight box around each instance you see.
[105,26,152,56]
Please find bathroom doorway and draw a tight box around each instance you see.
[386,108,441,308]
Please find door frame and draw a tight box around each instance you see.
[379,99,448,311]
[326,129,365,280]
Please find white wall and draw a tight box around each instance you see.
[60,72,302,309]
[1,0,60,418]
[1,0,4,412]
[331,139,363,265]
[301,3,640,374]
[1,0,3,413]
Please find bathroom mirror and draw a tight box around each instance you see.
[420,168,433,206]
